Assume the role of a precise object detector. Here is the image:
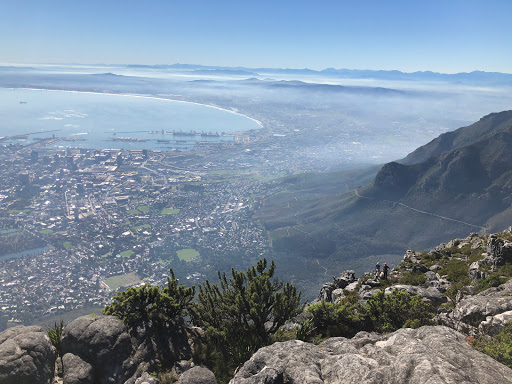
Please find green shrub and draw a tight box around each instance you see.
[439,259,471,285]
[47,320,64,358]
[191,259,302,382]
[308,296,368,338]
[103,269,195,328]
[399,271,426,286]
[473,322,512,368]
[308,289,434,337]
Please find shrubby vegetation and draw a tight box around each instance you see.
[473,322,512,368]
[103,269,195,328]
[103,259,302,383]
[308,289,434,339]
[191,259,302,382]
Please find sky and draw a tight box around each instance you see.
[1,0,511,73]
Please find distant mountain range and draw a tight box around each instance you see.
[3,63,511,85]
[126,63,512,85]
[256,110,512,278]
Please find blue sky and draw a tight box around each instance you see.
[1,0,511,73]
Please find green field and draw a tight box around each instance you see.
[63,241,73,249]
[177,248,199,261]
[131,224,150,231]
[161,208,180,215]
[104,272,140,291]
[39,229,54,235]
[127,205,151,215]
[120,250,134,258]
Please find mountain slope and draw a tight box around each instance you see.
[400,110,512,165]
[257,110,512,288]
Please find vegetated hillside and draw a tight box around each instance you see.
[257,110,512,285]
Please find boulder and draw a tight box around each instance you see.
[134,372,159,384]
[345,281,359,292]
[176,366,217,384]
[61,315,132,384]
[424,271,450,293]
[333,270,356,288]
[0,325,56,384]
[62,353,93,384]
[486,234,512,269]
[437,279,512,336]
[411,264,429,273]
[331,288,345,303]
[230,326,512,384]
[384,285,447,305]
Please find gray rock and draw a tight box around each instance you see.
[61,315,132,384]
[333,270,356,289]
[318,282,336,302]
[479,310,512,337]
[360,288,381,300]
[331,288,345,303]
[437,279,512,336]
[411,264,429,273]
[134,372,159,384]
[384,285,447,305]
[345,281,359,291]
[177,366,217,384]
[230,326,512,384]
[424,272,451,293]
[429,264,442,271]
[486,235,512,269]
[365,279,381,288]
[402,250,420,263]
[0,325,56,384]
[62,353,93,384]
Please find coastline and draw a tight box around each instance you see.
[8,87,264,129]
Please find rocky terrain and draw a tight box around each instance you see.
[4,229,512,383]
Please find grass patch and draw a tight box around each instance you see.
[131,224,150,231]
[9,209,30,214]
[104,272,140,291]
[127,205,151,215]
[63,241,73,249]
[177,248,199,261]
[40,229,54,235]
[161,208,180,215]
[119,250,135,258]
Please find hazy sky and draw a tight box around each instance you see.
[2,0,511,73]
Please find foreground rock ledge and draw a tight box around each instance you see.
[230,325,512,384]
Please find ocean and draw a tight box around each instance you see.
[0,88,260,151]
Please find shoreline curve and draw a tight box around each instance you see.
[8,87,264,129]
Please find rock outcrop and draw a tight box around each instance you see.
[230,326,512,384]
[176,366,218,384]
[437,278,512,336]
[61,315,132,384]
[0,325,56,384]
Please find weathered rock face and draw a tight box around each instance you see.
[487,234,512,269]
[176,366,218,384]
[437,278,512,336]
[61,315,132,384]
[230,326,512,384]
[384,285,447,305]
[318,270,356,301]
[62,353,93,384]
[0,325,56,384]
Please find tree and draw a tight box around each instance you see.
[191,259,302,380]
[103,269,195,328]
